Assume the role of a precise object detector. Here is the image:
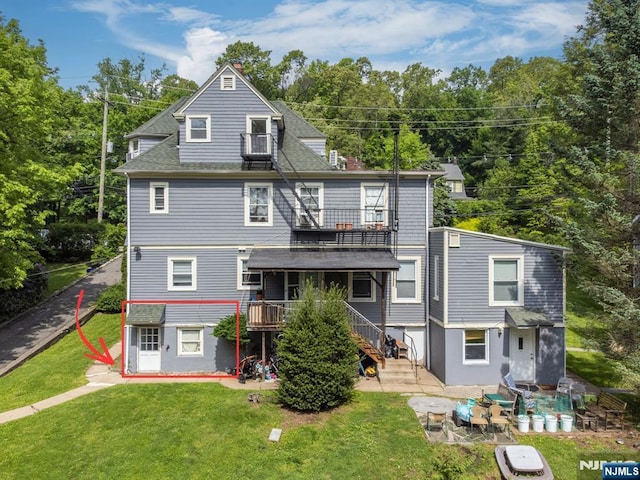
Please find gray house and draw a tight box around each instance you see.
[115,63,440,376]
[439,162,468,200]
[428,227,570,386]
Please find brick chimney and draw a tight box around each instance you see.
[232,62,243,74]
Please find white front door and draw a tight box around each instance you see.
[138,327,161,372]
[509,328,535,381]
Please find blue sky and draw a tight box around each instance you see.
[3,0,589,90]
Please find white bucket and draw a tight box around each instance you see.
[545,415,558,433]
[560,414,573,432]
[517,415,530,433]
[531,414,544,433]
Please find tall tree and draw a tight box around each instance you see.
[559,0,640,381]
[0,17,78,288]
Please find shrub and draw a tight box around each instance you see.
[92,223,126,263]
[0,264,48,323]
[42,222,104,262]
[96,283,126,313]
[276,281,359,412]
[213,313,250,347]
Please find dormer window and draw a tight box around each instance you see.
[186,115,210,142]
[127,139,140,160]
[221,75,236,91]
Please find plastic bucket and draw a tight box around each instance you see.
[560,414,573,432]
[545,415,558,432]
[517,415,530,433]
[531,415,544,433]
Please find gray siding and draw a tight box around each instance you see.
[537,327,565,385]
[178,75,277,164]
[428,230,445,321]
[139,137,165,155]
[396,179,427,245]
[302,139,326,157]
[445,232,564,325]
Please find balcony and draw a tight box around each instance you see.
[292,208,394,232]
[240,133,276,165]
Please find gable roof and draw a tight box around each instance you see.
[430,227,571,253]
[439,163,465,181]
[124,96,188,139]
[271,101,326,140]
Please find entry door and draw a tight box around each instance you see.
[138,327,161,372]
[509,328,535,381]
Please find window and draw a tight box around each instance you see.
[446,180,464,193]
[296,183,323,226]
[464,329,488,363]
[490,255,524,306]
[246,116,271,155]
[186,115,210,142]
[150,182,169,214]
[221,75,235,90]
[237,255,263,290]
[178,328,203,355]
[168,257,196,291]
[361,184,387,226]
[244,183,273,226]
[128,139,140,159]
[393,256,421,303]
[349,272,375,302]
[433,255,440,301]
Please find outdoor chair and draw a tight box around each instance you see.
[503,373,538,411]
[556,376,574,396]
[468,405,489,435]
[426,411,447,433]
[488,404,511,439]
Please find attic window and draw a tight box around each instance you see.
[221,75,235,91]
[449,232,460,248]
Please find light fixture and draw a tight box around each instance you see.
[133,246,141,254]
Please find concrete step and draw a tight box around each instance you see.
[378,358,417,384]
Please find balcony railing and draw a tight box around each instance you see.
[293,208,394,231]
[240,133,276,161]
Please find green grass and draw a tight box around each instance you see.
[46,262,90,295]
[0,313,121,411]
[0,384,615,480]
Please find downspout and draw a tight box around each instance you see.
[425,175,431,371]
[124,173,131,374]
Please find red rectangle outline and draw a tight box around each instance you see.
[120,299,240,379]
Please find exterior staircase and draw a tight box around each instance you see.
[377,357,418,384]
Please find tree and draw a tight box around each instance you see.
[0,17,77,288]
[558,0,640,381]
[276,282,359,412]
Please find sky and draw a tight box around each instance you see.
[3,0,589,90]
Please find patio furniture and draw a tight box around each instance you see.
[586,392,627,431]
[503,373,537,412]
[426,411,447,433]
[483,384,517,419]
[575,411,599,432]
[555,376,573,396]
[488,404,511,439]
[469,405,489,435]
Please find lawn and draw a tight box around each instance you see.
[46,261,91,295]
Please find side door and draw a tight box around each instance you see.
[138,327,161,372]
[509,328,535,382]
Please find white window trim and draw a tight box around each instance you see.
[128,139,140,158]
[150,182,169,214]
[221,75,236,91]
[295,182,324,227]
[186,115,211,142]
[177,328,203,356]
[463,329,489,365]
[237,254,263,290]
[246,115,272,155]
[433,255,440,301]
[360,183,388,227]
[392,256,422,304]
[489,254,524,306]
[168,257,197,291]
[244,182,273,226]
[348,272,376,303]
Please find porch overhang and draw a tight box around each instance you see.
[247,248,400,271]
[505,307,554,328]
[125,304,166,325]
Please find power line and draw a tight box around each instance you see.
[288,101,542,112]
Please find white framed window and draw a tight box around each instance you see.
[285,272,325,300]
[295,182,323,226]
[178,328,203,356]
[392,256,421,303]
[433,255,440,301]
[168,257,196,291]
[489,255,524,306]
[244,183,273,226]
[246,115,271,155]
[463,329,489,364]
[348,272,375,302]
[221,75,236,91]
[150,182,169,214]
[237,254,263,290]
[128,139,140,159]
[186,115,210,142]
[361,183,388,226]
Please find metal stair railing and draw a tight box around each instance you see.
[402,331,419,380]
[343,302,383,354]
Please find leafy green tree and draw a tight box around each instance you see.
[0,17,78,288]
[277,282,358,412]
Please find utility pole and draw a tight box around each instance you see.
[97,83,109,223]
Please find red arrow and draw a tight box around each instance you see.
[75,289,115,365]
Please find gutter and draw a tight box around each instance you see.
[425,175,431,371]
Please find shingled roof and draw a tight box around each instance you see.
[124,97,188,139]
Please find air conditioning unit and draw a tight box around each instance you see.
[329,150,338,167]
